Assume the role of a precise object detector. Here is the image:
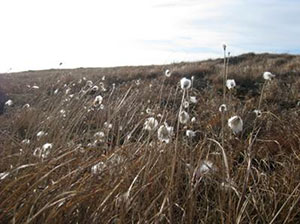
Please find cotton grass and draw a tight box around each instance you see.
[5,100,13,106]
[189,96,197,104]
[91,162,106,175]
[263,71,275,80]
[1,51,298,224]
[143,117,158,131]
[228,115,243,134]
[194,160,215,180]
[179,110,190,124]
[33,143,53,159]
[219,104,227,112]
[253,109,262,117]
[226,79,236,89]
[37,131,46,138]
[186,130,196,138]
[157,123,173,143]
[165,69,171,77]
[180,77,192,90]
[93,95,103,107]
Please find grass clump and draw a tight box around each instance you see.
[0,52,300,223]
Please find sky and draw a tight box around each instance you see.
[0,0,300,73]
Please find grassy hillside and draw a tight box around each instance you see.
[0,53,300,223]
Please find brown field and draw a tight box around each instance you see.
[0,52,300,223]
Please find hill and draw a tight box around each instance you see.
[0,53,300,223]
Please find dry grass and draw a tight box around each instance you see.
[0,52,300,223]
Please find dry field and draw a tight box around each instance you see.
[0,52,300,223]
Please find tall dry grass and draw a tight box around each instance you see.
[0,53,300,223]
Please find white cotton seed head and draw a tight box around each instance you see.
[191,117,196,123]
[94,131,105,142]
[91,162,106,175]
[194,160,215,180]
[86,80,93,87]
[34,143,53,159]
[263,71,275,80]
[91,85,99,92]
[186,130,196,138]
[199,160,214,174]
[183,100,189,108]
[179,110,190,124]
[219,104,227,113]
[158,123,173,143]
[5,100,13,106]
[146,108,154,115]
[228,115,243,134]
[21,139,30,145]
[104,122,112,129]
[94,131,105,138]
[180,77,192,90]
[165,69,171,77]
[93,95,103,107]
[23,104,30,109]
[253,109,262,118]
[37,131,46,138]
[226,79,236,90]
[60,109,66,117]
[190,96,197,104]
[99,82,107,92]
[42,143,53,151]
[144,117,158,131]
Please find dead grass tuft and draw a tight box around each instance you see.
[0,53,300,223]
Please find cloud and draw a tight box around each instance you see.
[139,0,300,60]
[0,0,299,72]
[184,0,300,51]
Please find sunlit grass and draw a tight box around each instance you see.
[0,52,300,223]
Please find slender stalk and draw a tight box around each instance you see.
[250,79,267,144]
[223,47,227,104]
[258,80,267,111]
[221,45,227,148]
[221,45,230,223]
[226,53,231,111]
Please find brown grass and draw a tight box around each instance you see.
[0,52,300,223]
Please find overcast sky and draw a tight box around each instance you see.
[1,0,300,73]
